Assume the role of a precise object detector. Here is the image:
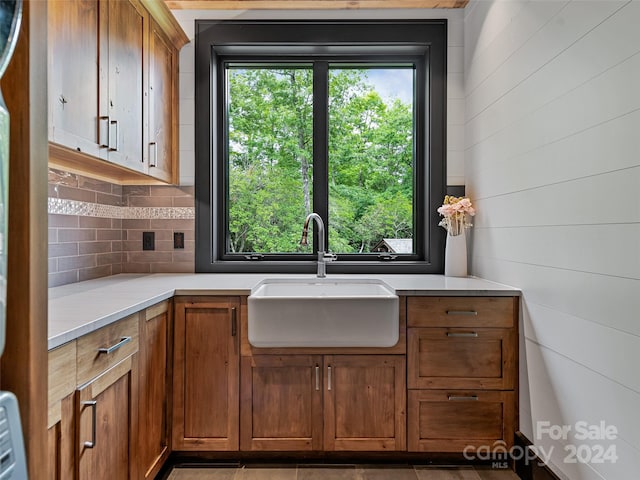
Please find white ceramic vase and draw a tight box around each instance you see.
[444,228,467,277]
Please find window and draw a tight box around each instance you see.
[195,21,447,273]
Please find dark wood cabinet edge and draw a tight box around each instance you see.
[514,432,561,480]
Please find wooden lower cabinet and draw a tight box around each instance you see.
[138,301,171,479]
[408,390,515,452]
[173,297,240,450]
[47,394,74,480]
[240,354,406,452]
[406,296,519,454]
[324,355,406,451]
[76,355,139,480]
[241,355,323,451]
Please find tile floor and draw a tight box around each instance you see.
[165,464,521,480]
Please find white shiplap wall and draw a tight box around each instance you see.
[172,9,465,186]
[464,1,640,479]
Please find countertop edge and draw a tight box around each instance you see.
[48,274,521,351]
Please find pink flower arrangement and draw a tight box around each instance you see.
[437,195,476,236]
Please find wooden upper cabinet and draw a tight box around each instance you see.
[48,0,188,184]
[105,0,147,173]
[173,297,240,451]
[148,21,177,183]
[48,0,103,159]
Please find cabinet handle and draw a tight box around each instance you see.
[448,395,479,401]
[327,365,332,391]
[82,400,97,448]
[149,142,158,167]
[231,307,237,337]
[315,365,320,391]
[99,116,110,148]
[446,332,478,338]
[97,336,131,354]
[446,310,478,316]
[110,119,119,151]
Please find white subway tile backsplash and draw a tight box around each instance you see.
[179,71,195,101]
[179,42,195,74]
[179,97,194,127]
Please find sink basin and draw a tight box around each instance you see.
[247,278,399,348]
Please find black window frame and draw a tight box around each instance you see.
[195,20,447,274]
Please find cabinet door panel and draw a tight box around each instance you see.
[49,0,104,158]
[77,356,138,480]
[47,395,74,480]
[148,22,176,183]
[139,302,170,479]
[324,355,406,451]
[108,0,146,171]
[241,355,323,451]
[173,298,239,450]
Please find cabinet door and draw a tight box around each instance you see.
[240,355,323,451]
[77,356,139,480]
[148,21,176,183]
[324,355,406,451]
[139,301,170,479]
[48,0,105,159]
[48,394,74,480]
[107,0,147,171]
[173,298,240,450]
[408,390,515,453]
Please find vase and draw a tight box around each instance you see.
[444,228,467,277]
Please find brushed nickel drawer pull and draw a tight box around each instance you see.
[231,307,237,337]
[315,365,320,391]
[149,141,158,167]
[98,336,131,354]
[448,395,479,401]
[446,332,479,338]
[446,310,478,316]
[327,366,332,391]
[99,116,111,148]
[110,119,119,151]
[82,400,97,448]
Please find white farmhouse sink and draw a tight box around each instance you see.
[247,278,399,348]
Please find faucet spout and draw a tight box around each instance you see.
[301,213,336,278]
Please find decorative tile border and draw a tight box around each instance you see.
[48,198,195,220]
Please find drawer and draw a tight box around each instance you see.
[407,297,516,328]
[408,327,515,390]
[48,340,77,428]
[77,314,140,386]
[408,390,515,453]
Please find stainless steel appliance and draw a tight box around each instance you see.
[0,1,27,478]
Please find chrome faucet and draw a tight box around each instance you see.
[300,213,337,278]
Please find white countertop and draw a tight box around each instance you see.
[48,273,520,350]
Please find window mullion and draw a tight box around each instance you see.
[312,61,329,252]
